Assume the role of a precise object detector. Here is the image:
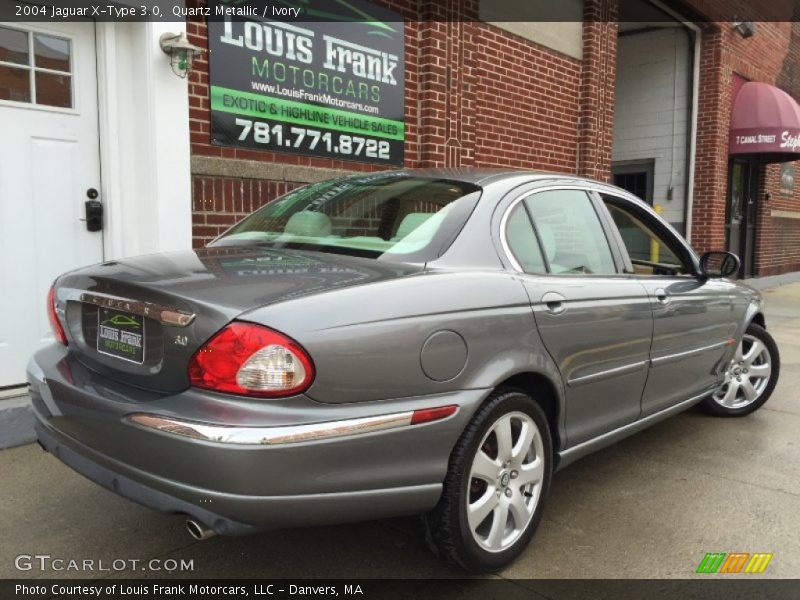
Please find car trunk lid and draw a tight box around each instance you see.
[55,246,420,393]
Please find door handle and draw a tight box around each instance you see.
[541,291,566,314]
[654,288,670,304]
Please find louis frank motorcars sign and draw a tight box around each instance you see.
[208,0,405,166]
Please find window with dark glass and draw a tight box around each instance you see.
[603,198,690,276]
[0,26,72,108]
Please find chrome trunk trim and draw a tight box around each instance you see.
[60,289,196,327]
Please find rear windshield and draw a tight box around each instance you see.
[211,173,481,262]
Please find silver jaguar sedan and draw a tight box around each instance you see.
[29,169,779,572]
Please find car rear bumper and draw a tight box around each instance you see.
[28,344,487,533]
[34,418,442,535]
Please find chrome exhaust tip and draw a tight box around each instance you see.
[186,519,216,541]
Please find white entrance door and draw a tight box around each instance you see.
[0,21,103,386]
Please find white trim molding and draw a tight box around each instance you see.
[95,19,192,261]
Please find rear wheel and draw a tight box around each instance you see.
[702,322,779,416]
[424,389,552,573]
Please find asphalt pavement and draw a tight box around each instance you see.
[1,283,798,580]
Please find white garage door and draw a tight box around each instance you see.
[0,21,103,387]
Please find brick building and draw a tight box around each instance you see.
[185,0,800,278]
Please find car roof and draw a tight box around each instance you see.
[381,167,604,187]
[337,168,644,207]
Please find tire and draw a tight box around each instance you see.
[702,322,780,417]
[424,389,553,573]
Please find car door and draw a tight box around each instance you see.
[598,192,737,416]
[502,186,654,447]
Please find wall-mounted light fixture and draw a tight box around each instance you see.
[732,21,756,39]
[159,32,204,78]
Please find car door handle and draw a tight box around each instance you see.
[541,291,566,314]
[654,288,670,304]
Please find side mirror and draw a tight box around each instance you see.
[699,251,740,279]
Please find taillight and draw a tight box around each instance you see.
[188,322,314,397]
[47,285,68,346]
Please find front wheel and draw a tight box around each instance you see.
[702,322,780,416]
[424,390,552,573]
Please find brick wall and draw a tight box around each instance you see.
[754,22,800,276]
[191,177,300,243]
[691,26,729,252]
[758,160,800,276]
[472,24,582,171]
[577,0,618,181]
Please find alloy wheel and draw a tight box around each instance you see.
[712,333,773,409]
[466,411,545,553]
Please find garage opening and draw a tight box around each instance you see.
[612,0,697,236]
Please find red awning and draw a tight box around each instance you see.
[729,81,800,161]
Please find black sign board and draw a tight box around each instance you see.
[97,308,145,364]
[208,0,405,166]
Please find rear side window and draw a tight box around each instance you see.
[505,203,547,273]
[523,190,617,275]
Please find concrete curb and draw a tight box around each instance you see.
[743,271,800,290]
[0,393,34,450]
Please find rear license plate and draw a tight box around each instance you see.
[97,308,145,364]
